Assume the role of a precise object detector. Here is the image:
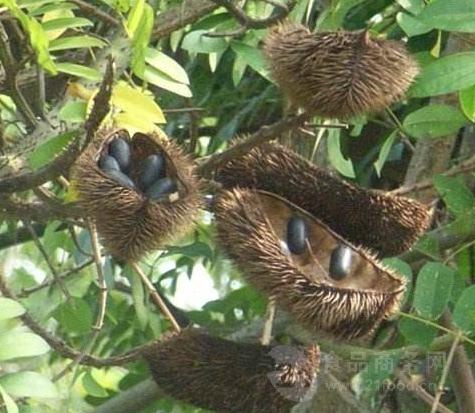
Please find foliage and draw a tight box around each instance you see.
[1,0,475,412]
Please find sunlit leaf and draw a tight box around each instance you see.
[0,332,50,360]
[0,298,25,320]
[145,48,189,85]
[56,62,101,81]
[49,35,107,51]
[28,131,77,169]
[0,384,18,413]
[141,66,193,98]
[327,129,355,178]
[459,84,475,122]
[182,30,228,54]
[0,372,58,398]
[41,8,75,40]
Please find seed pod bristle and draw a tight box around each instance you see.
[143,329,320,413]
[263,22,419,118]
[215,142,431,257]
[214,189,406,339]
[71,128,203,262]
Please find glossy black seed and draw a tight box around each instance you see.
[108,138,131,172]
[145,177,177,200]
[140,153,165,190]
[329,245,352,281]
[105,169,135,189]
[99,155,120,171]
[287,216,308,255]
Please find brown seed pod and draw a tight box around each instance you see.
[214,188,406,339]
[215,142,431,257]
[71,128,203,262]
[263,23,419,118]
[143,328,320,413]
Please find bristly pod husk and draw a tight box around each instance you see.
[71,128,203,262]
[215,142,431,257]
[214,189,406,339]
[143,328,320,413]
[263,22,419,119]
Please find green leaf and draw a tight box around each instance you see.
[130,3,153,77]
[396,0,424,14]
[29,2,79,17]
[56,62,101,81]
[126,0,144,36]
[374,130,397,177]
[53,297,92,334]
[49,35,107,51]
[58,101,87,123]
[382,257,413,305]
[181,30,228,54]
[403,104,467,139]
[0,332,50,360]
[327,129,355,178]
[124,265,148,329]
[317,0,366,30]
[42,16,93,32]
[399,316,438,348]
[433,175,475,217]
[145,48,189,85]
[82,372,109,398]
[0,372,58,398]
[142,66,193,98]
[0,384,18,413]
[411,52,475,97]
[352,353,400,402]
[0,298,25,320]
[459,84,475,121]
[418,0,475,33]
[396,12,432,37]
[28,131,77,169]
[413,262,455,319]
[1,0,57,74]
[230,41,270,81]
[453,285,475,334]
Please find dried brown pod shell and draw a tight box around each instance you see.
[71,128,202,262]
[143,328,320,413]
[215,142,431,257]
[214,188,406,339]
[263,23,419,118]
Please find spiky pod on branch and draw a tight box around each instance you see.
[71,129,203,262]
[215,142,431,257]
[263,23,419,118]
[143,328,320,413]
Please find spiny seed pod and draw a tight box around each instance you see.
[71,128,202,262]
[143,329,320,413]
[263,23,419,118]
[215,142,431,257]
[214,189,406,339]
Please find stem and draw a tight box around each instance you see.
[260,297,276,345]
[130,262,181,333]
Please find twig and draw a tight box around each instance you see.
[130,262,181,333]
[260,297,276,345]
[187,98,200,153]
[395,369,454,413]
[0,22,37,127]
[18,259,94,297]
[24,220,71,299]
[69,0,119,27]
[208,0,295,37]
[198,112,310,177]
[0,57,114,193]
[430,331,462,413]
[151,0,219,40]
[0,270,146,367]
[392,154,475,196]
[88,219,107,331]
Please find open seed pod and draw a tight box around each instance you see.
[215,142,431,257]
[143,328,319,413]
[214,188,406,339]
[263,23,419,118]
[71,128,202,261]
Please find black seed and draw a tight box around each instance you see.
[105,169,135,189]
[99,155,120,171]
[140,153,165,190]
[329,245,352,280]
[287,216,308,254]
[109,138,131,172]
[145,177,177,200]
